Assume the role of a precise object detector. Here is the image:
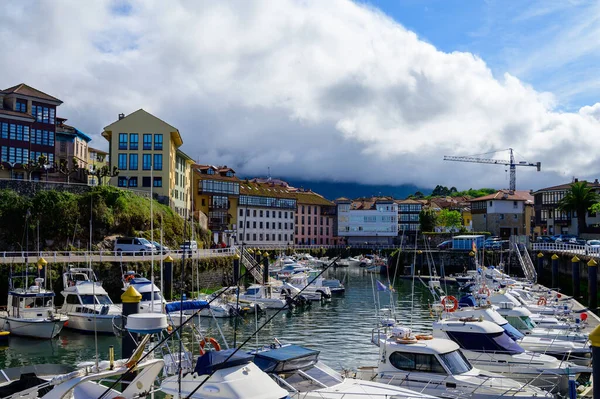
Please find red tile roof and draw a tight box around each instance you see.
[533,180,600,193]
[469,190,533,203]
[1,83,62,103]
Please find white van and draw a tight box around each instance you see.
[115,237,156,254]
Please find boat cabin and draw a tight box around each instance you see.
[7,276,56,319]
[433,319,524,355]
[252,344,343,392]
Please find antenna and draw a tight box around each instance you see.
[268,166,271,180]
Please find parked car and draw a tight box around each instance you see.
[152,241,170,254]
[586,240,600,248]
[180,241,198,251]
[484,240,502,250]
[536,235,553,243]
[552,234,577,242]
[437,240,452,250]
[115,237,156,254]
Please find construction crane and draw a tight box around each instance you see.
[443,148,541,191]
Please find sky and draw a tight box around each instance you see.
[1,0,600,192]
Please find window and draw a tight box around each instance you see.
[1,123,7,139]
[154,134,163,150]
[49,108,55,124]
[513,201,518,209]
[284,223,288,229]
[153,154,162,170]
[389,352,446,374]
[118,154,127,170]
[118,176,128,187]
[42,130,48,145]
[15,100,27,113]
[266,222,270,229]
[260,222,263,228]
[9,124,15,140]
[278,222,282,229]
[253,221,257,228]
[143,134,152,150]
[499,214,504,220]
[259,234,263,241]
[239,209,243,217]
[15,125,23,141]
[513,214,518,220]
[253,234,257,241]
[153,177,162,187]
[128,177,138,187]
[129,133,138,150]
[119,133,127,150]
[143,177,151,187]
[446,331,524,355]
[239,221,243,228]
[143,154,152,170]
[308,207,311,215]
[260,210,263,217]
[129,154,138,170]
[48,130,53,146]
[266,210,270,217]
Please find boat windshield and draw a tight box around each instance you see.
[521,316,536,329]
[446,331,524,355]
[439,350,472,375]
[245,288,261,296]
[502,323,525,341]
[22,297,53,308]
[506,316,531,331]
[80,295,113,305]
[141,292,162,301]
[278,362,342,391]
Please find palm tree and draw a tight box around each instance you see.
[558,181,600,236]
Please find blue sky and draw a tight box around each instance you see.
[365,0,600,111]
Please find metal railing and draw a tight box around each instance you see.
[0,248,235,264]
[235,247,264,283]
[512,242,537,283]
[531,242,600,257]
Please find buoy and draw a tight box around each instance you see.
[581,313,588,322]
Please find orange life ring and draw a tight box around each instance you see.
[199,337,221,355]
[478,287,491,296]
[537,297,547,306]
[125,275,134,282]
[441,295,459,312]
[396,336,418,344]
[415,334,433,340]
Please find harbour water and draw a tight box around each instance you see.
[0,266,452,371]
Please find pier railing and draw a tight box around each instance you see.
[235,247,264,283]
[512,242,537,282]
[0,248,235,264]
[531,242,600,257]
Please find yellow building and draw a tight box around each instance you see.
[101,109,192,217]
[87,147,109,185]
[193,165,240,245]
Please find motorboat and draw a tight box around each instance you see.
[357,324,552,399]
[334,259,350,267]
[274,263,313,278]
[0,274,67,339]
[59,268,122,334]
[282,273,331,301]
[252,343,439,399]
[122,271,165,313]
[239,284,289,309]
[160,349,290,399]
[446,306,591,366]
[307,270,345,294]
[195,287,261,318]
[433,318,590,395]
[346,257,362,267]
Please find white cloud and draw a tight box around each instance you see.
[1,0,599,191]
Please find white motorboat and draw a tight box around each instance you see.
[433,318,589,395]
[447,306,591,366]
[308,270,345,294]
[59,268,122,334]
[283,273,331,301]
[122,272,165,313]
[160,349,290,399]
[0,274,67,339]
[195,287,262,318]
[346,257,362,267]
[239,284,289,309]
[252,343,438,399]
[358,325,552,399]
[334,259,350,267]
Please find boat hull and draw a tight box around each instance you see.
[62,313,120,334]
[1,316,66,339]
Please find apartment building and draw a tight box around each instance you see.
[87,147,109,185]
[293,189,336,245]
[0,83,61,179]
[55,117,91,183]
[336,197,398,245]
[237,179,296,246]
[533,178,600,236]
[102,109,192,216]
[194,165,240,245]
[470,190,533,238]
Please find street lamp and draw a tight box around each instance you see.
[5,161,16,180]
[43,163,52,182]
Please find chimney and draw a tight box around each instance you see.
[118,113,125,120]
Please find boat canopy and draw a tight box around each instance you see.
[9,291,54,298]
[165,300,209,313]
[253,344,320,373]
[446,331,524,354]
[129,277,152,285]
[194,349,253,375]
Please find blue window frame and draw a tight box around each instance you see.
[48,131,54,146]
[129,153,138,170]
[143,134,152,150]
[0,146,7,162]
[129,133,138,150]
[9,124,16,140]
[143,154,152,170]
[1,123,7,139]
[42,131,49,146]
[153,177,162,187]
[118,176,127,187]
[16,125,23,141]
[23,127,30,142]
[153,154,162,170]
[119,133,127,150]
[128,177,138,187]
[154,134,163,150]
[118,153,127,170]
[15,100,26,113]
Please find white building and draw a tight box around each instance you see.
[336,197,398,245]
[237,180,296,246]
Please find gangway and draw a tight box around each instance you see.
[512,242,537,283]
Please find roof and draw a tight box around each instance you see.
[532,179,600,194]
[193,164,241,182]
[56,123,92,142]
[395,198,423,204]
[102,109,183,147]
[176,149,194,163]
[1,83,62,104]
[469,190,533,203]
[88,147,108,155]
[0,109,35,120]
[240,180,296,199]
[335,197,351,202]
[294,191,334,206]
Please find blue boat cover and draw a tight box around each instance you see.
[253,345,319,373]
[458,295,476,308]
[165,300,209,313]
[502,322,525,341]
[130,278,151,285]
[194,349,253,375]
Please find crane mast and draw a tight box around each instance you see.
[443,148,541,191]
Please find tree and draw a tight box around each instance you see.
[419,209,437,232]
[558,181,600,236]
[91,165,120,186]
[413,191,424,199]
[21,155,48,181]
[58,156,81,183]
[437,209,463,232]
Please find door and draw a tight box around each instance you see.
[500,228,511,238]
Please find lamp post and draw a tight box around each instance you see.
[43,163,51,182]
[6,161,16,180]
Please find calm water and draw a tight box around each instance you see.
[0,267,454,371]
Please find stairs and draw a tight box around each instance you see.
[235,247,264,283]
[512,242,537,283]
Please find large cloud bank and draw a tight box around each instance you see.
[1,0,599,190]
